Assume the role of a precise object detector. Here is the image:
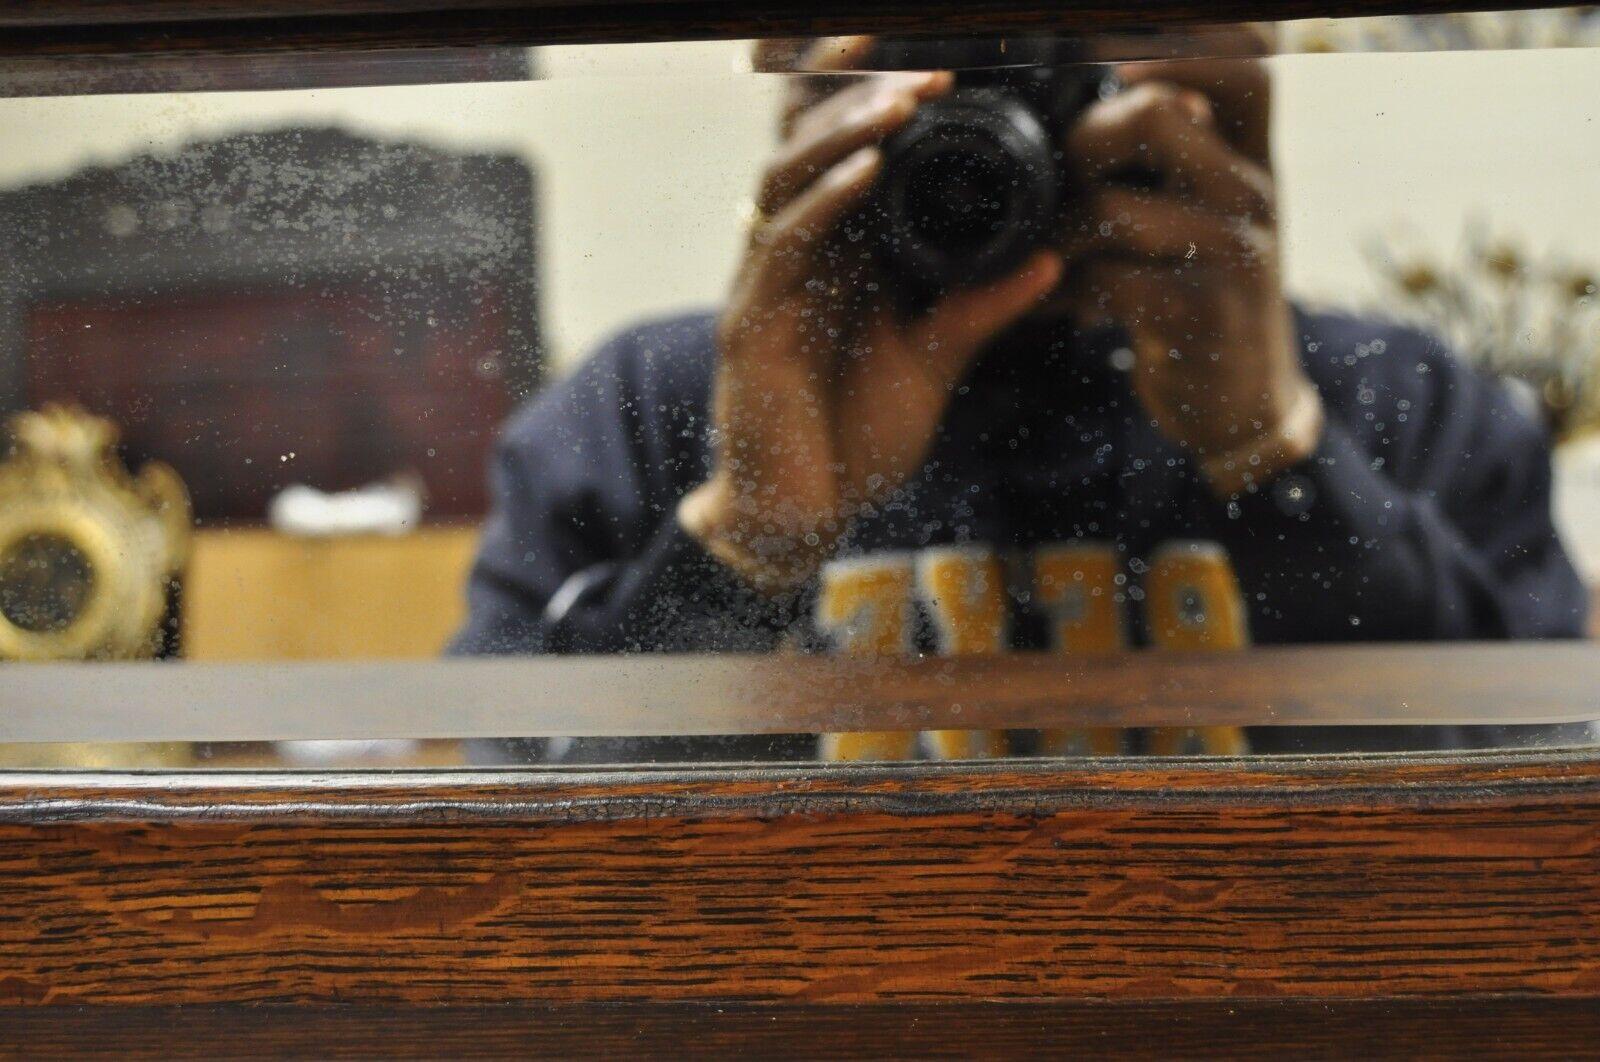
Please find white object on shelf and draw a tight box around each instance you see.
[273,739,423,766]
[266,477,424,537]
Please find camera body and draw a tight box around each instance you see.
[871,37,1116,299]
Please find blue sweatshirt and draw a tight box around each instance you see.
[451,307,1589,758]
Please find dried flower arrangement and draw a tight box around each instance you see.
[1365,223,1600,439]
[1283,7,1600,55]
[1280,8,1600,441]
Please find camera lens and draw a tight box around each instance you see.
[900,148,1015,254]
[878,88,1059,292]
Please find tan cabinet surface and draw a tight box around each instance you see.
[183,527,478,660]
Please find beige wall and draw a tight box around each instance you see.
[1275,47,1600,310]
[0,43,1595,372]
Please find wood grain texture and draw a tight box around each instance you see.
[3,753,1600,1015]
[0,0,1565,57]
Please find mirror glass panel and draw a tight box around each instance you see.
[2,11,1599,766]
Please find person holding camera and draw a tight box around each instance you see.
[451,35,1587,759]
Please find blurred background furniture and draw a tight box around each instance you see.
[0,125,540,522]
[0,126,537,658]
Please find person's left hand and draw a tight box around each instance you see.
[1065,55,1324,495]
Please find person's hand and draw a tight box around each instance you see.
[680,36,1063,592]
[1066,51,1324,495]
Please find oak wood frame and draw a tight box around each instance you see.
[4,750,1600,1054]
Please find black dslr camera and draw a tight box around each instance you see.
[871,37,1117,299]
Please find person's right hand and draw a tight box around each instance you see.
[678,36,1064,593]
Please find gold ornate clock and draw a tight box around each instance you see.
[0,405,190,661]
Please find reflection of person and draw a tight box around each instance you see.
[452,35,1589,757]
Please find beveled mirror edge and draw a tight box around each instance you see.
[4,741,1600,811]
[3,645,1599,744]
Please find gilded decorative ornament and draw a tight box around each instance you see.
[0,404,190,660]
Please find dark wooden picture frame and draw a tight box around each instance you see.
[1,0,1598,1056]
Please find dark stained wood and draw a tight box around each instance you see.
[6,998,1600,1058]
[3,752,1600,1017]
[0,0,1567,57]
[0,1,543,24]
[0,45,530,95]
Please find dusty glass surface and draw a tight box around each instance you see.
[1,14,1599,767]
